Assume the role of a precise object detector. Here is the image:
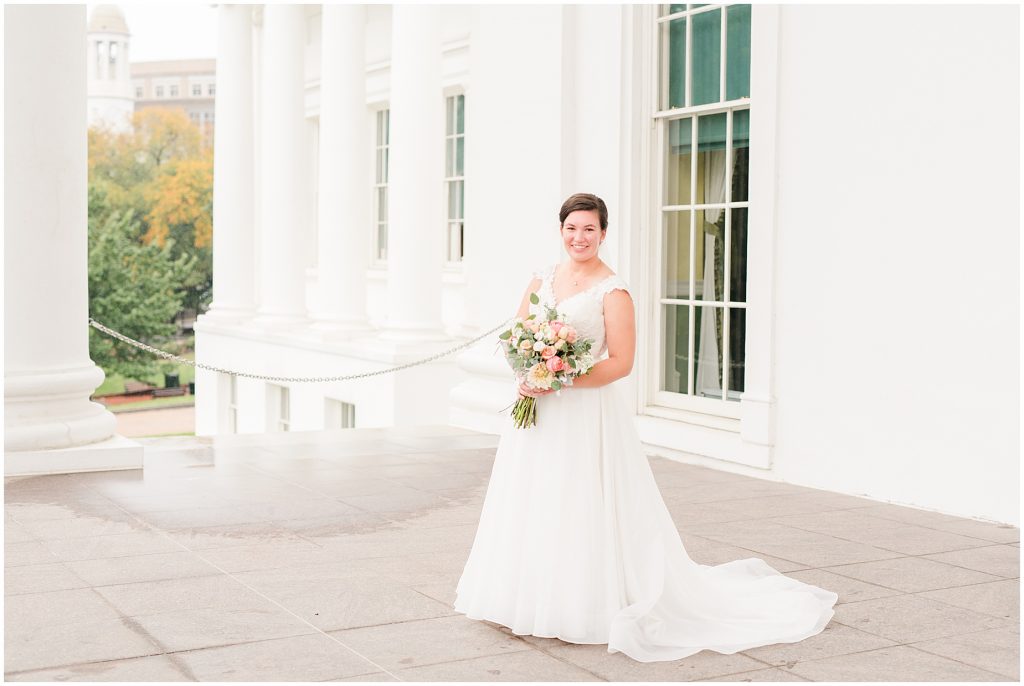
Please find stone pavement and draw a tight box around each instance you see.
[112,406,195,438]
[4,426,1019,681]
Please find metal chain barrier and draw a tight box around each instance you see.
[88,316,514,384]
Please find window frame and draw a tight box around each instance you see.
[647,3,752,421]
[372,107,390,265]
[443,91,466,267]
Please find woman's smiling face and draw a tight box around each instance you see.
[560,209,604,261]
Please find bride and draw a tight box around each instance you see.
[453,193,838,662]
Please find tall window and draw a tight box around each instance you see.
[268,385,290,432]
[655,4,750,409]
[373,108,390,262]
[192,84,201,96]
[444,94,465,263]
[324,398,356,429]
[208,84,216,96]
[169,84,179,97]
[155,85,164,98]
[135,86,143,98]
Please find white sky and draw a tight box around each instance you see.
[88,3,218,62]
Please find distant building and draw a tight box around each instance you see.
[86,4,133,132]
[86,4,216,142]
[132,59,217,144]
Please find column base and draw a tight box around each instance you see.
[5,434,143,477]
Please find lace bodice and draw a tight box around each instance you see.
[529,263,631,360]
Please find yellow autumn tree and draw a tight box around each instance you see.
[143,151,214,249]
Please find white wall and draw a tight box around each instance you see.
[768,5,1019,524]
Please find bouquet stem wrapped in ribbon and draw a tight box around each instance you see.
[498,290,595,429]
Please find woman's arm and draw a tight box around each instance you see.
[515,276,542,320]
[571,288,635,389]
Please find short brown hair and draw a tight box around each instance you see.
[559,193,608,231]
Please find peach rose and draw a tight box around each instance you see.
[550,321,564,334]
[540,345,557,360]
[546,356,564,373]
[518,339,533,353]
[566,329,578,343]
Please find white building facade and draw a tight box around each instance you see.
[192,4,1019,525]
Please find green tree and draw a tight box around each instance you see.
[88,187,197,381]
[88,107,214,318]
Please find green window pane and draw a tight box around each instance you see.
[446,139,453,177]
[458,179,464,218]
[383,147,389,182]
[732,109,749,202]
[662,210,692,299]
[456,94,465,134]
[666,17,686,109]
[693,305,723,398]
[660,304,690,394]
[669,4,685,13]
[456,136,464,176]
[383,109,389,143]
[448,181,457,220]
[694,207,724,303]
[726,3,751,100]
[729,207,748,302]
[727,308,746,400]
[696,111,727,151]
[446,96,454,136]
[375,149,383,184]
[666,117,692,205]
[376,110,383,142]
[691,8,721,106]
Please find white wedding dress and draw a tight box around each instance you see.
[453,263,838,663]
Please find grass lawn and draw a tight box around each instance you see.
[95,354,196,397]
[106,396,196,413]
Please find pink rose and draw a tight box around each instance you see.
[540,346,557,360]
[546,356,564,372]
[566,329,578,344]
[550,321,564,334]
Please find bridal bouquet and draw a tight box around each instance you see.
[498,291,596,429]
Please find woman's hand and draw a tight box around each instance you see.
[518,380,557,399]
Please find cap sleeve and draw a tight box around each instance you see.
[596,274,630,300]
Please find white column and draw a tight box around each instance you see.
[205,4,256,322]
[254,4,308,325]
[4,5,140,474]
[310,4,371,335]
[380,5,447,342]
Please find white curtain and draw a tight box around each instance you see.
[696,149,727,397]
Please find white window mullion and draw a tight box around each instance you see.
[722,108,733,401]
[687,111,697,396]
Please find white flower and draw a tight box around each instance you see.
[532,340,547,353]
[526,362,553,389]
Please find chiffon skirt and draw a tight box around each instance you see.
[453,382,838,662]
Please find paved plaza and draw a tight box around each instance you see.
[4,426,1019,681]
